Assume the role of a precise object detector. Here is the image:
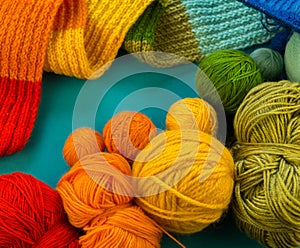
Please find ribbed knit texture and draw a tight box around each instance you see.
[0,0,153,156]
[238,0,300,32]
[124,0,276,67]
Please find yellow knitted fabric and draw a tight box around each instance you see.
[44,0,154,79]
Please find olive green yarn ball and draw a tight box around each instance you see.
[196,49,263,114]
[231,80,300,248]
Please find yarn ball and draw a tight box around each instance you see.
[79,206,162,248]
[58,152,133,228]
[231,80,300,248]
[57,152,162,248]
[196,49,263,114]
[166,97,218,136]
[103,111,157,161]
[285,32,300,82]
[0,172,79,247]
[132,129,234,234]
[250,48,284,81]
[63,127,105,166]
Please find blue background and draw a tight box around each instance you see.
[0,52,263,248]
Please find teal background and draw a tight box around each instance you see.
[0,52,263,248]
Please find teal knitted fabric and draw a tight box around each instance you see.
[181,0,276,54]
[124,0,276,67]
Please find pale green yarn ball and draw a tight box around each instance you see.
[285,32,300,82]
[196,49,263,114]
[250,48,284,81]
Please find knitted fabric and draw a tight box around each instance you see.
[0,0,153,156]
[124,0,276,67]
[238,0,300,33]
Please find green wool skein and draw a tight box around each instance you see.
[231,80,300,248]
[285,32,300,82]
[250,48,284,81]
[196,49,263,114]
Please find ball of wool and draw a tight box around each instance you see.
[231,80,300,248]
[103,111,157,161]
[80,206,162,248]
[63,127,105,166]
[57,152,162,248]
[132,129,234,234]
[250,48,284,81]
[0,172,79,247]
[166,97,218,136]
[57,152,133,228]
[285,32,300,82]
[196,49,263,114]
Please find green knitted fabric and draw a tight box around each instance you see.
[125,1,165,50]
[124,0,202,67]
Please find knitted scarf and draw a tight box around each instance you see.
[0,0,153,156]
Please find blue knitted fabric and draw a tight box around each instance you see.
[238,0,300,32]
[180,0,276,54]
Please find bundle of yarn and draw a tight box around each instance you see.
[103,111,158,162]
[58,99,234,247]
[131,98,235,234]
[285,31,300,83]
[250,48,284,81]
[231,80,300,248]
[58,122,163,247]
[124,0,276,67]
[0,0,155,157]
[0,172,80,247]
[196,49,263,114]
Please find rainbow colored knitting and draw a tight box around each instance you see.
[0,0,154,156]
[125,0,276,67]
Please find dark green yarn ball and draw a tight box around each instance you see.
[196,49,263,114]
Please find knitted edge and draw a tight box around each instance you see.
[238,0,300,33]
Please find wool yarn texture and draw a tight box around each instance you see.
[231,80,300,248]
[0,0,154,157]
[237,0,300,33]
[124,0,275,67]
[166,97,218,136]
[57,151,162,248]
[0,172,80,248]
[63,127,106,167]
[196,49,263,114]
[285,32,300,82]
[250,48,284,81]
[103,111,157,162]
[132,128,234,234]
[270,28,293,55]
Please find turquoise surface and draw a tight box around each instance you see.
[0,53,263,248]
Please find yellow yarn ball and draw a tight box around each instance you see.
[132,129,234,234]
[166,98,218,135]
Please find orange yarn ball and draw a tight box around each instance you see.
[57,152,133,228]
[80,206,162,248]
[166,98,218,136]
[57,152,162,248]
[103,111,157,161]
[63,127,105,166]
